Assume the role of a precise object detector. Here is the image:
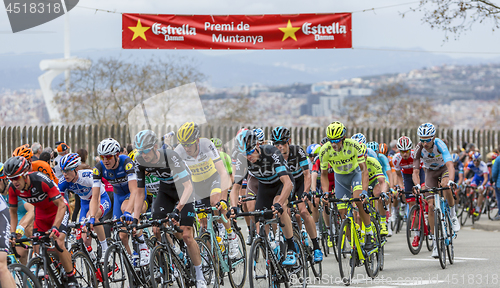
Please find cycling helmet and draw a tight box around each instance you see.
[253,128,265,142]
[313,145,322,155]
[320,137,329,145]
[128,149,138,161]
[3,156,30,178]
[177,122,200,144]
[235,130,258,154]
[326,121,346,140]
[366,141,379,152]
[472,152,481,161]
[13,144,33,161]
[351,133,366,144]
[211,138,222,148]
[417,123,436,137]
[0,162,5,179]
[134,130,158,151]
[451,153,459,163]
[97,138,121,156]
[397,136,413,151]
[237,128,249,136]
[271,126,291,142]
[306,144,318,155]
[60,153,81,171]
[379,143,388,155]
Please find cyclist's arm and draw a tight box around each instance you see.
[215,159,230,200]
[176,180,193,211]
[277,174,293,206]
[127,180,142,220]
[18,203,34,230]
[9,207,18,234]
[311,171,318,191]
[445,161,455,185]
[51,197,68,229]
[396,170,404,187]
[359,162,369,192]
[303,169,311,195]
[230,183,241,207]
[377,176,389,193]
[320,169,330,194]
[89,186,102,219]
[458,173,464,186]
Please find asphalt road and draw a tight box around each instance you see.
[226,220,500,288]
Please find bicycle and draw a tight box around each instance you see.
[406,190,432,255]
[482,186,498,220]
[391,188,407,234]
[421,186,456,269]
[326,195,341,263]
[336,197,382,286]
[237,208,307,288]
[195,206,246,288]
[365,194,388,272]
[288,198,321,280]
[314,192,330,258]
[27,234,97,288]
[459,185,481,225]
[7,239,41,288]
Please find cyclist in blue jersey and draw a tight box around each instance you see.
[0,163,34,265]
[59,153,111,259]
[366,142,394,187]
[451,153,464,186]
[91,138,150,266]
[464,152,489,217]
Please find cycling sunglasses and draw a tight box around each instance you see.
[329,138,342,143]
[138,148,152,155]
[8,172,27,181]
[419,138,433,143]
[181,140,197,147]
[246,148,256,155]
[99,155,114,160]
[62,168,76,174]
[274,140,288,145]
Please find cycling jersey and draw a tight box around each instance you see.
[32,160,58,184]
[366,148,390,180]
[284,145,309,179]
[92,155,137,195]
[0,196,9,250]
[311,156,334,193]
[59,170,106,201]
[232,145,289,185]
[145,174,160,196]
[8,172,68,233]
[454,161,464,183]
[413,138,452,170]
[220,151,233,175]
[2,194,27,221]
[392,150,422,175]
[467,160,489,186]
[174,138,221,183]
[366,156,384,185]
[319,139,365,174]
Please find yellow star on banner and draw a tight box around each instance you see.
[129,19,150,41]
[279,19,300,41]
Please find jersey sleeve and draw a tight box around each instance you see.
[38,173,62,201]
[319,144,330,171]
[167,150,191,184]
[354,142,365,164]
[312,157,321,173]
[8,185,18,207]
[458,162,464,173]
[378,154,391,173]
[232,152,248,185]
[392,154,401,170]
[413,143,423,169]
[296,146,309,171]
[123,157,137,182]
[207,140,221,163]
[435,138,452,163]
[92,161,104,188]
[58,178,70,194]
[134,160,146,189]
[271,148,288,178]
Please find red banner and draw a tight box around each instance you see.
[122,13,351,50]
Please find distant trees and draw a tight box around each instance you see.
[404,0,500,39]
[54,56,205,125]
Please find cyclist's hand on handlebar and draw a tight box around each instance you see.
[167,208,181,226]
[447,180,456,188]
[360,190,369,204]
[228,206,239,219]
[48,226,60,239]
[272,203,284,215]
[216,199,228,211]
[121,211,134,224]
[413,184,421,195]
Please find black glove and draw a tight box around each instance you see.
[273,203,284,214]
[227,206,239,218]
[130,218,139,230]
[10,232,17,240]
[168,208,181,223]
[302,192,311,201]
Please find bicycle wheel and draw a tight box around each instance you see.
[445,214,454,265]
[338,218,355,286]
[364,221,381,278]
[406,205,424,255]
[248,238,270,288]
[425,234,432,252]
[27,256,54,288]
[103,243,133,288]
[319,212,329,257]
[196,238,219,288]
[460,197,469,226]
[8,262,42,288]
[434,210,446,269]
[72,251,98,288]
[488,196,499,220]
[287,232,307,288]
[329,207,340,262]
[295,228,321,281]
[150,245,186,288]
[472,193,481,223]
[228,230,247,288]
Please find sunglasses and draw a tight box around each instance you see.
[138,148,152,155]
[62,168,76,174]
[8,172,27,181]
[246,148,256,156]
[274,140,287,145]
[400,150,411,153]
[99,155,115,160]
[181,140,197,147]
[419,138,433,143]
[329,138,342,144]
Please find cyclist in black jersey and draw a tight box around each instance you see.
[272,126,323,263]
[229,130,299,266]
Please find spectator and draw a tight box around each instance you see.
[31,142,42,161]
[39,151,52,163]
[120,146,127,155]
[126,143,133,155]
[388,139,397,157]
[77,148,91,169]
[491,155,500,220]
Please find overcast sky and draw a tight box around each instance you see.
[1,0,499,58]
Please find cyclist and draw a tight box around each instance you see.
[412,123,459,258]
[319,122,375,251]
[5,156,78,288]
[13,144,58,184]
[229,130,299,265]
[272,126,323,262]
[0,163,34,265]
[91,138,149,266]
[133,130,208,288]
[58,153,111,258]
[211,137,234,184]
[452,153,464,187]
[491,151,500,220]
[306,144,319,171]
[129,149,157,209]
[0,168,15,288]
[174,122,238,258]
[463,152,489,217]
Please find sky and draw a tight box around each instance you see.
[1,0,500,58]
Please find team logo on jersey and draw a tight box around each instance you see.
[125,163,133,171]
[93,168,99,176]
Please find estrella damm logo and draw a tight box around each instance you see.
[125,163,133,171]
[93,168,99,176]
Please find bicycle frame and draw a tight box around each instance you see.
[434,191,456,243]
[409,193,429,237]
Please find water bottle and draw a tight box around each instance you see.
[172,244,185,261]
[87,246,97,263]
[132,251,139,268]
[216,236,225,252]
[301,230,309,247]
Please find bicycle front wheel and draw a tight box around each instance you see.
[150,245,186,288]
[103,243,133,288]
[196,238,219,288]
[434,209,446,269]
[445,214,455,265]
[329,207,340,262]
[72,251,98,288]
[8,262,42,288]
[406,205,424,255]
[248,237,270,288]
[228,230,247,288]
[338,218,355,286]
[364,221,381,278]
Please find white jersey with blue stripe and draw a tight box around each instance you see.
[415,138,452,170]
[59,169,105,201]
[467,161,489,177]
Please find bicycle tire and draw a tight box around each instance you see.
[8,262,42,288]
[446,215,454,265]
[228,230,247,288]
[364,221,381,278]
[27,256,55,288]
[406,205,424,255]
[329,207,340,262]
[488,196,499,220]
[434,209,446,269]
[460,197,469,226]
[248,238,271,288]
[72,250,98,288]
[103,243,133,288]
[338,217,355,286]
[287,231,306,288]
[319,212,328,257]
[150,245,186,288]
[472,193,481,223]
[295,228,321,280]
[196,238,219,288]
